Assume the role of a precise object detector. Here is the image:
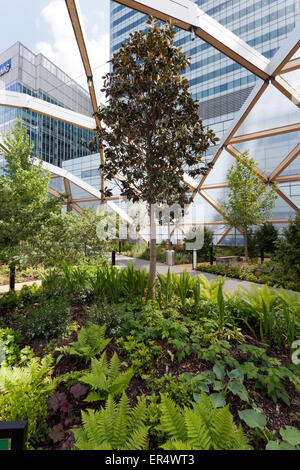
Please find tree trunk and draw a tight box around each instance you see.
[244,228,249,262]
[9,265,16,291]
[149,204,156,300]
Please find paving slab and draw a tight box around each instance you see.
[0,280,42,295]
[115,254,299,296]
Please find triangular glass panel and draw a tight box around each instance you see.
[233,131,300,176]
[204,150,237,185]
[233,82,299,136]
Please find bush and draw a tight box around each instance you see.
[85,300,123,338]
[0,356,56,446]
[16,297,70,342]
[254,223,278,253]
[275,214,300,278]
[0,328,34,366]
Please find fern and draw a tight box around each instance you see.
[199,275,226,302]
[56,324,111,363]
[79,351,134,401]
[72,393,149,450]
[0,356,56,446]
[159,392,252,450]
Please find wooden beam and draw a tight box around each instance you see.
[216,226,232,245]
[269,143,300,181]
[272,76,300,108]
[199,81,269,188]
[274,187,300,213]
[113,0,269,79]
[199,190,227,217]
[226,144,268,182]
[200,182,229,190]
[65,0,105,198]
[275,174,300,183]
[230,122,300,144]
[279,57,300,75]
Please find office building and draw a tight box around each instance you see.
[0,42,95,167]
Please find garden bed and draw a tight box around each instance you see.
[0,265,299,451]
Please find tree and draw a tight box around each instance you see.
[275,214,300,277]
[220,151,277,261]
[31,208,112,267]
[254,222,278,254]
[0,120,61,288]
[92,17,217,296]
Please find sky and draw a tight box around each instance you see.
[1,0,111,103]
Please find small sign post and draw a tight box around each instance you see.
[0,421,28,451]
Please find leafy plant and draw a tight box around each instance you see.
[158,392,251,450]
[198,274,226,303]
[17,296,70,342]
[79,351,134,401]
[0,328,34,366]
[56,324,111,363]
[72,393,149,450]
[239,284,277,342]
[266,426,300,450]
[0,356,56,446]
[143,373,194,407]
[116,336,162,373]
[85,300,123,339]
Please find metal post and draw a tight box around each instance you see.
[112,250,116,266]
[260,248,264,264]
[9,266,15,291]
[119,240,122,254]
[192,250,197,270]
[210,243,214,266]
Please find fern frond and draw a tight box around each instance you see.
[123,425,149,450]
[160,439,193,450]
[184,408,211,450]
[159,394,187,442]
[211,406,236,450]
[111,393,130,448]
[108,352,121,380]
[81,409,103,449]
[128,396,147,431]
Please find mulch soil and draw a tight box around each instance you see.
[2,300,299,451]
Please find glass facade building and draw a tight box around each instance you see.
[0,42,95,167]
[109,0,300,244]
[111,0,297,141]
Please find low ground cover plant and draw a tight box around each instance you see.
[0,264,299,451]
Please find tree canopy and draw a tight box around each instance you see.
[220,151,277,260]
[91,17,218,294]
[0,120,61,284]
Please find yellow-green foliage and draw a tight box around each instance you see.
[72,393,149,450]
[0,356,55,446]
[57,324,111,363]
[159,392,251,450]
[79,351,134,401]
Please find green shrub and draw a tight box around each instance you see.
[57,324,111,363]
[158,392,251,450]
[17,296,70,342]
[0,356,56,447]
[0,328,34,366]
[85,300,123,338]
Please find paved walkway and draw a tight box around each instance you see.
[0,279,42,295]
[115,254,266,294]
